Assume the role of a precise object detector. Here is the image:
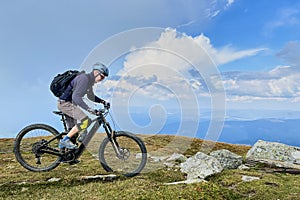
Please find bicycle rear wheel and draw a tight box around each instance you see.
[14,124,62,172]
[99,131,147,177]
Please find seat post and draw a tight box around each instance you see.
[61,114,68,132]
[53,111,69,133]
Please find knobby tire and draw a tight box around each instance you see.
[99,131,147,177]
[14,124,62,172]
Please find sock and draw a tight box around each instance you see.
[62,136,70,141]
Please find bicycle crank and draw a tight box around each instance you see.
[61,149,76,163]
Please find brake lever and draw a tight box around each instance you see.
[98,108,106,115]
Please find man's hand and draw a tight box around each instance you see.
[104,101,110,109]
[87,108,99,115]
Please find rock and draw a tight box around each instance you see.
[47,178,61,182]
[163,162,175,168]
[241,175,260,182]
[150,156,168,162]
[291,151,300,165]
[238,164,250,170]
[135,153,151,159]
[246,140,300,170]
[210,149,243,169]
[180,152,223,180]
[164,179,206,185]
[166,153,187,163]
[81,174,117,181]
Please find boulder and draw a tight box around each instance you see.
[210,149,243,169]
[180,152,223,180]
[246,140,300,170]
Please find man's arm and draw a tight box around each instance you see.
[86,88,106,104]
[72,75,90,110]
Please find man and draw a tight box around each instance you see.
[58,62,109,149]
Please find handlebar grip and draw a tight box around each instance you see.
[98,108,106,114]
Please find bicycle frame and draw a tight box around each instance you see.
[39,109,120,161]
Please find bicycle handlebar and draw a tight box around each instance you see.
[97,105,110,116]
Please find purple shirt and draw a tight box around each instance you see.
[60,72,104,110]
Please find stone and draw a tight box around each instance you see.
[47,178,62,182]
[163,162,175,168]
[164,179,206,185]
[210,149,243,169]
[246,140,300,170]
[81,174,117,181]
[150,156,168,162]
[166,153,187,163]
[238,164,250,170]
[180,152,223,180]
[241,175,260,182]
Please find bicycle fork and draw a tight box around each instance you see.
[102,119,124,159]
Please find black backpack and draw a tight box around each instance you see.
[50,70,82,97]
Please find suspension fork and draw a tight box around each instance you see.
[102,118,122,157]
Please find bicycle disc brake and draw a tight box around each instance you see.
[118,148,130,160]
[32,139,47,164]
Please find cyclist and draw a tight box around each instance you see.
[58,62,110,150]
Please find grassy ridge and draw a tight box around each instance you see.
[0,135,299,199]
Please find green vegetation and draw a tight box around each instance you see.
[0,135,299,199]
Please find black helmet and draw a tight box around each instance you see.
[93,62,109,77]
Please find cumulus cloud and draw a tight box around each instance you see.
[97,29,300,108]
[222,70,300,99]
[99,28,265,106]
[222,40,300,102]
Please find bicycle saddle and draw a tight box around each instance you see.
[53,111,64,116]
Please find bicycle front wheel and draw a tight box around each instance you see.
[99,131,147,177]
[14,124,62,172]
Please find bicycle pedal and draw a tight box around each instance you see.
[69,160,80,165]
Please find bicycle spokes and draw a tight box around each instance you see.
[99,131,147,177]
[14,124,62,172]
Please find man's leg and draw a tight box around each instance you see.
[57,100,88,149]
[64,115,78,143]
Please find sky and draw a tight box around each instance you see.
[1,0,300,138]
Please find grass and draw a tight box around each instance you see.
[0,134,299,199]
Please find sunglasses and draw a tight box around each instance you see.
[96,73,105,79]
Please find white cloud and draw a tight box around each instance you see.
[225,0,235,9]
[222,67,300,102]
[95,29,300,111]
[123,29,265,73]
[215,46,267,65]
[220,39,300,105]
[176,0,236,28]
[98,28,265,107]
[94,29,300,111]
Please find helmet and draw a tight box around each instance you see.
[93,62,109,77]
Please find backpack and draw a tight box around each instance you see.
[50,70,81,97]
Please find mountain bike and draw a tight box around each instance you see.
[13,106,147,177]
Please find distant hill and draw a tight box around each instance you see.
[160,118,300,147]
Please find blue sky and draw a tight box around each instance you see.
[1,0,300,138]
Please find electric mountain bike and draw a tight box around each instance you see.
[13,106,147,177]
